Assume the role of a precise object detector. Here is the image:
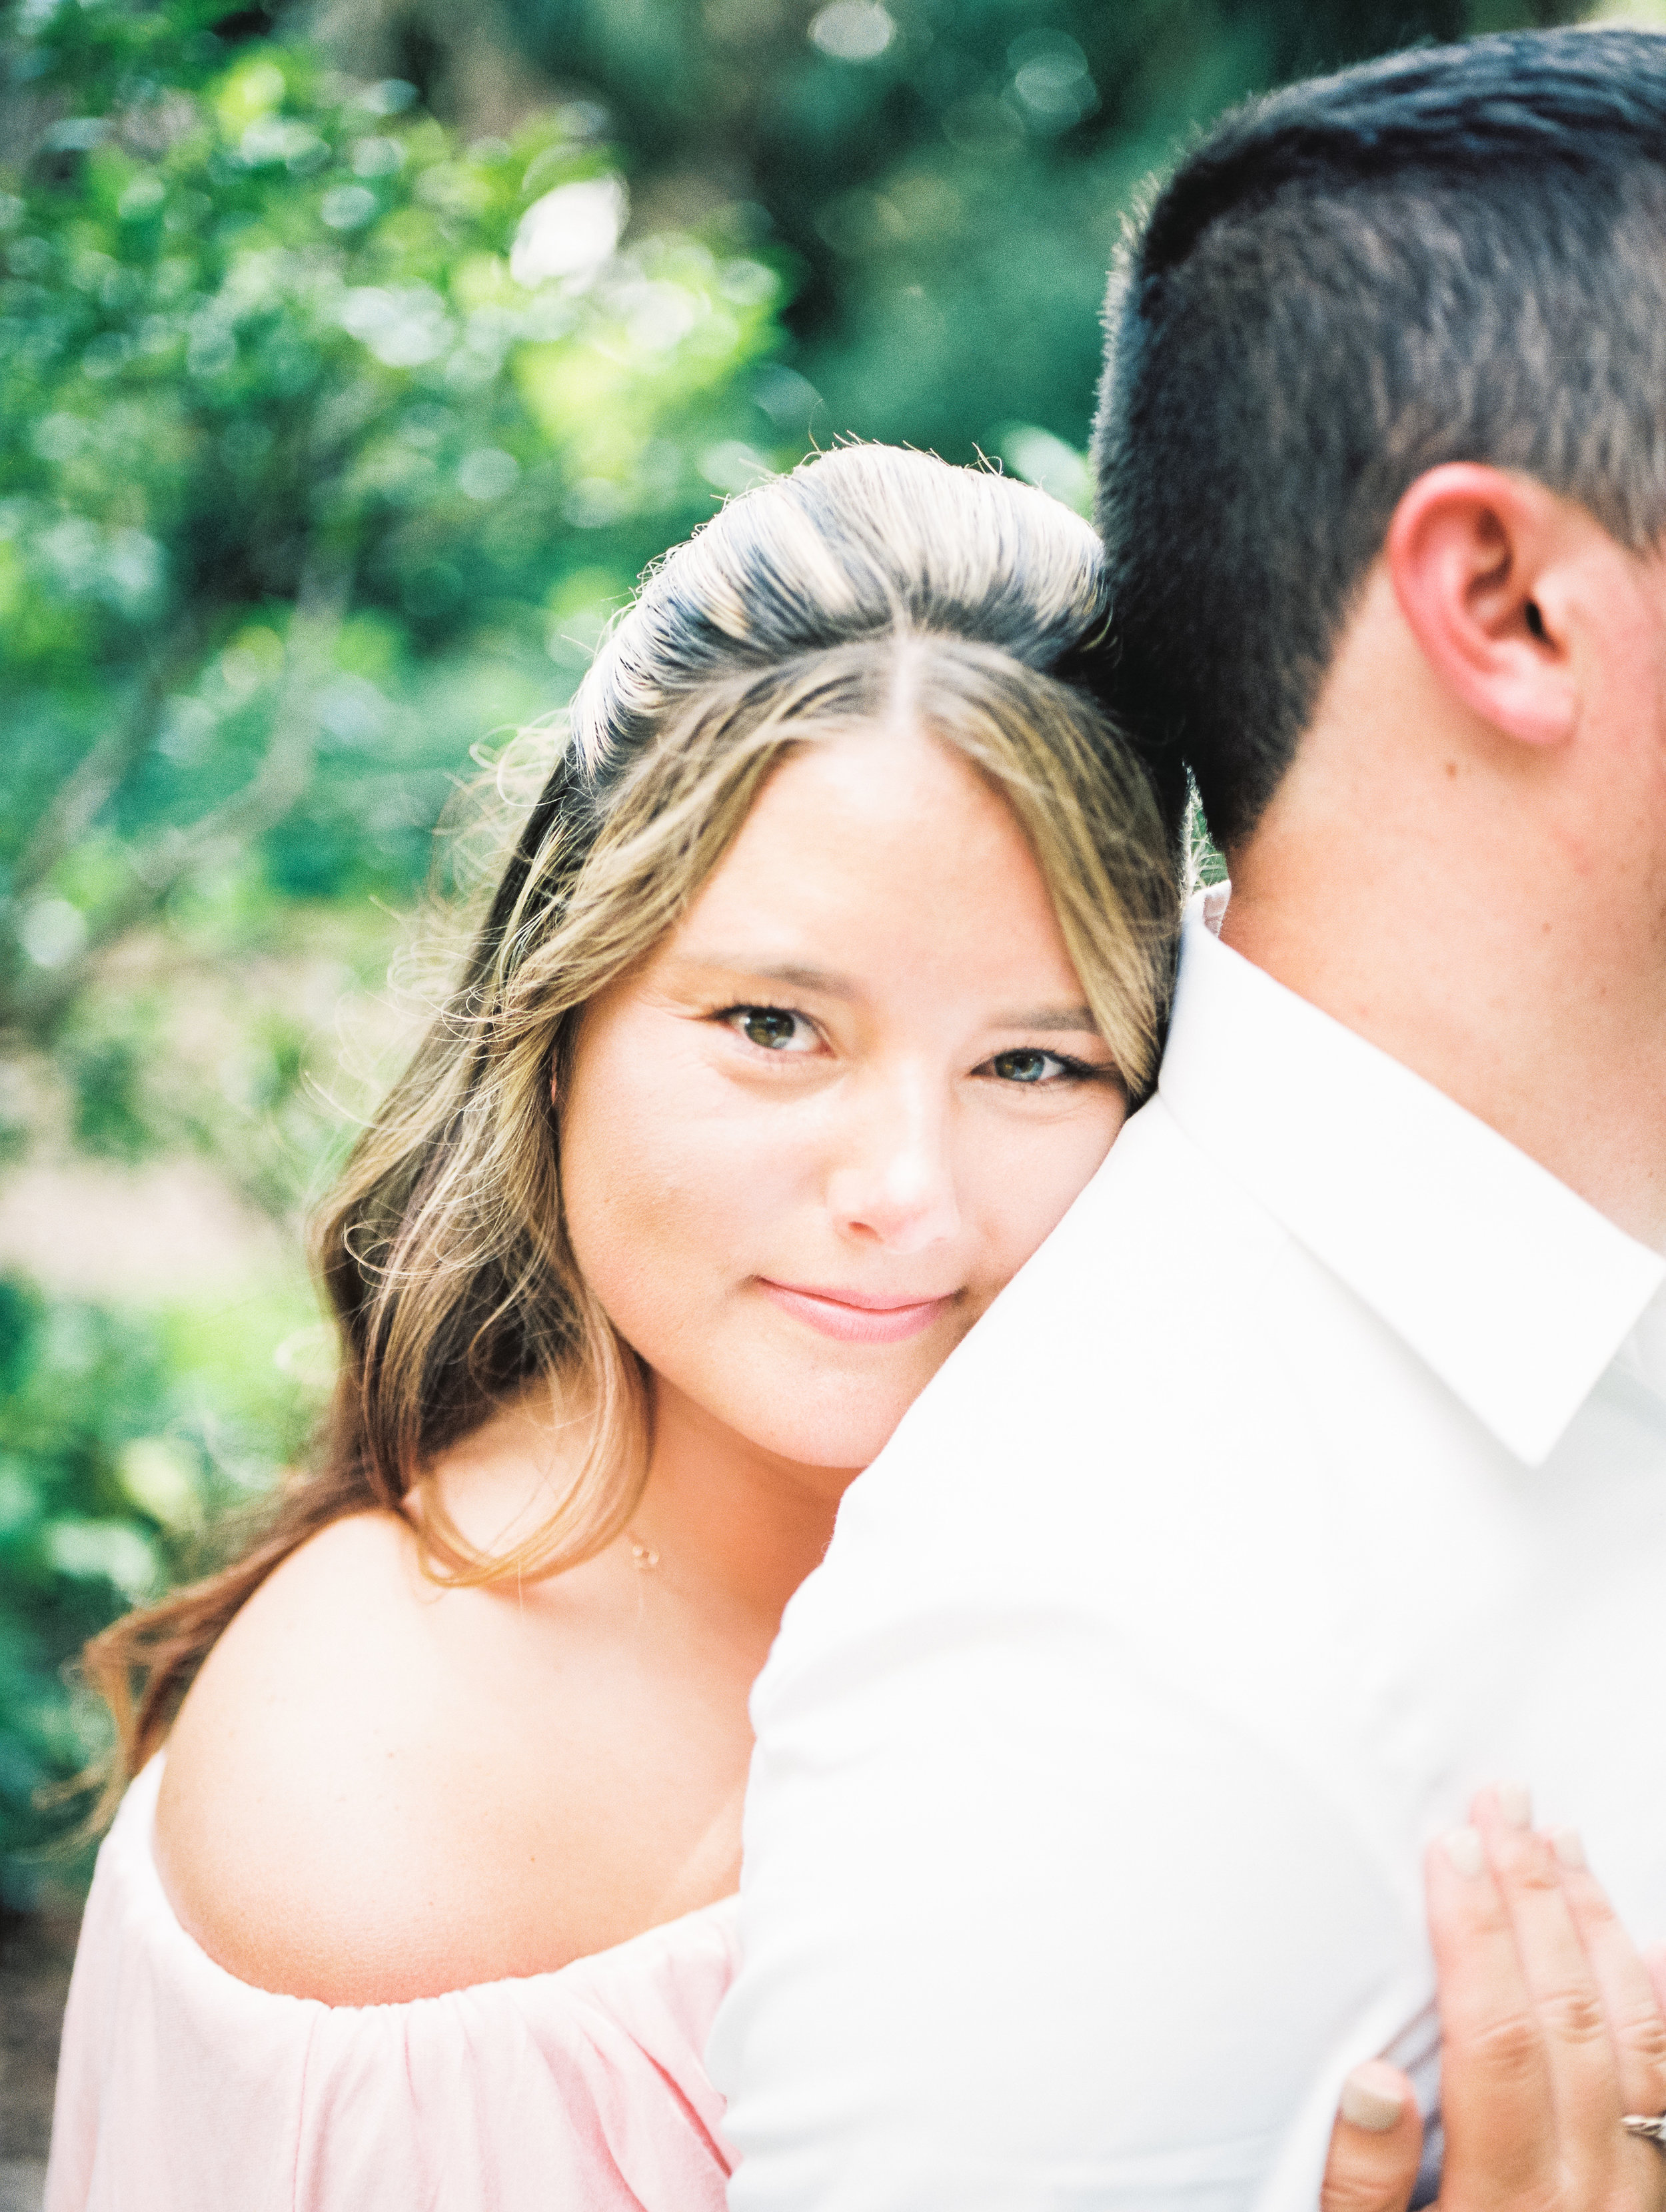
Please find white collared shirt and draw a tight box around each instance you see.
[711,895,1666,2211]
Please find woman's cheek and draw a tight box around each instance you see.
[566,1091,792,1367]
[976,1103,1126,1279]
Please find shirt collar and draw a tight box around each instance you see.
[1617,1285,1666,1404]
[1158,892,1666,1466]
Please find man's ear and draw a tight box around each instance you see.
[1385,464,1579,748]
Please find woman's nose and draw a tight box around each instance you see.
[826,1073,961,1253]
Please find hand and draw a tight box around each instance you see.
[1320,1785,1666,2212]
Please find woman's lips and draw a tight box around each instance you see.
[756,1280,954,1345]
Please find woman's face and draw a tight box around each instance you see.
[559,728,1128,1478]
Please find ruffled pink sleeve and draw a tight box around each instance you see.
[45,1758,739,2212]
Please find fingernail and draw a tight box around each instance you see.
[1495,1781,1532,1829]
[1443,1825,1487,1878]
[1341,2063,1407,2133]
[1552,1826,1587,1870]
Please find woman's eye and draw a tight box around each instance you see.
[990,1049,1066,1085]
[983,1048,1112,1087]
[725,1006,815,1053]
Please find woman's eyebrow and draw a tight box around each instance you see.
[992,1005,1099,1033]
[671,956,861,999]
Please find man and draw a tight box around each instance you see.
[710,28,1666,2209]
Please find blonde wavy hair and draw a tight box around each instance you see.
[85,443,1180,1792]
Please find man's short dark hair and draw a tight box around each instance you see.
[1094,29,1666,849]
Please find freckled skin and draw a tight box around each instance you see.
[155,724,1132,2001]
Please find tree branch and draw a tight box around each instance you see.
[1,565,353,1042]
[11,612,215,903]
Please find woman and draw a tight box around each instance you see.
[49,441,1174,2208]
[45,445,1666,2212]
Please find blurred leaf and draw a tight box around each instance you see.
[0,1270,325,1902]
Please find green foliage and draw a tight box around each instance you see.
[1,0,794,1053]
[504,0,1581,470]
[0,1269,322,1903]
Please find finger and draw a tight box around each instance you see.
[1472,1786,1625,2199]
[1319,2061,1423,2212]
[1547,1826,1666,2127]
[1426,1820,1559,2206]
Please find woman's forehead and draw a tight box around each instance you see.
[652,732,1082,1001]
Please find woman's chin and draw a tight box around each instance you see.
[723,1401,912,1479]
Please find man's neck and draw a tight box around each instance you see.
[1220,779,1666,1256]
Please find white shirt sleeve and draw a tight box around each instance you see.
[713,1602,1420,2212]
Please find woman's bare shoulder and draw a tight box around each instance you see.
[153,1506,570,2005]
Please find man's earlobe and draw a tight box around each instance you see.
[1387,464,1577,749]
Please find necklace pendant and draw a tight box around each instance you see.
[630,1536,660,1570]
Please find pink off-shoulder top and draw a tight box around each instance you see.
[45,1757,740,2211]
